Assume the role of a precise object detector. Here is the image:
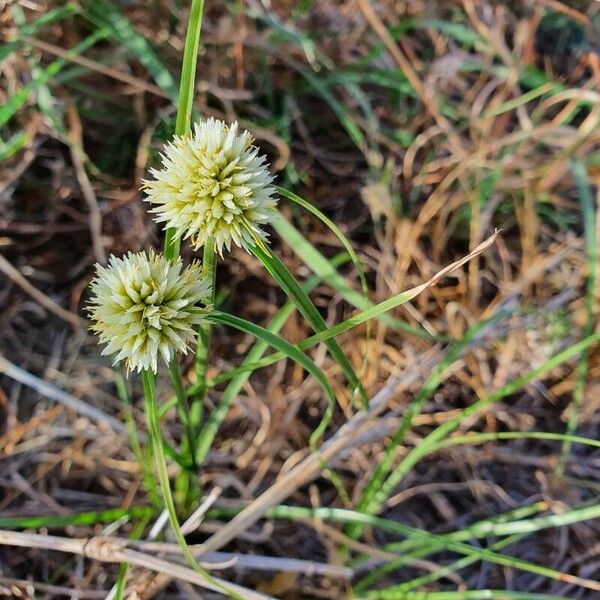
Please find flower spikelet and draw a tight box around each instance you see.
[88,251,210,374]
[143,118,277,255]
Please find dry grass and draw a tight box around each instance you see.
[1,0,600,598]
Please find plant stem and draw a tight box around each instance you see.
[141,369,229,594]
[192,240,216,463]
[164,0,205,262]
[160,0,206,505]
[168,358,197,470]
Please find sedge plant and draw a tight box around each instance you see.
[86,0,370,592]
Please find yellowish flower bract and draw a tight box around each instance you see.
[88,250,210,374]
[143,118,277,255]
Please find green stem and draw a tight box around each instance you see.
[161,0,206,506]
[174,0,204,137]
[141,369,230,594]
[556,161,596,477]
[164,0,205,261]
[168,358,197,470]
[191,240,216,463]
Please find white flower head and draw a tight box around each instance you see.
[88,250,210,374]
[143,118,277,255]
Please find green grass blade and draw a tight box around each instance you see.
[141,370,239,599]
[208,236,497,387]
[205,311,337,448]
[250,243,368,407]
[194,254,351,464]
[0,28,109,128]
[369,332,600,518]
[348,313,508,539]
[366,502,598,594]
[209,504,600,594]
[276,185,369,298]
[376,536,527,595]
[174,0,205,135]
[0,507,154,529]
[163,0,206,260]
[115,374,161,507]
[363,590,571,600]
[276,185,373,390]
[381,502,548,558]
[167,359,198,476]
[365,506,549,592]
[1,3,79,61]
[0,132,28,161]
[113,515,149,600]
[189,241,216,431]
[419,19,486,49]
[286,57,365,150]
[354,533,525,594]
[435,431,600,454]
[557,160,597,475]
[272,215,443,341]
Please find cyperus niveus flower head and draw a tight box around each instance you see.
[88,251,210,374]
[143,118,277,255]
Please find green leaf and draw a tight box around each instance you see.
[0,3,79,62]
[0,132,28,161]
[348,312,509,539]
[250,243,368,408]
[205,311,337,448]
[208,234,498,387]
[557,161,597,475]
[194,254,351,464]
[276,186,369,298]
[370,331,600,518]
[273,215,443,341]
[364,590,572,600]
[0,507,154,529]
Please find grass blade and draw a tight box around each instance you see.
[276,185,369,299]
[194,254,351,464]
[251,242,368,407]
[210,504,600,593]
[208,232,498,386]
[0,507,154,529]
[0,28,109,128]
[348,312,509,539]
[205,311,337,448]
[370,332,600,518]
[363,590,571,600]
[174,0,205,135]
[272,214,445,341]
[556,160,597,476]
[81,0,178,101]
[141,370,239,599]
[115,374,161,507]
[1,3,78,61]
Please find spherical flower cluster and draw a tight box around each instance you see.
[88,251,210,374]
[143,118,277,255]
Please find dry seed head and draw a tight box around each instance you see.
[143,118,277,255]
[88,250,210,374]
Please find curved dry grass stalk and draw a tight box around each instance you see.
[0,254,85,328]
[0,353,126,433]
